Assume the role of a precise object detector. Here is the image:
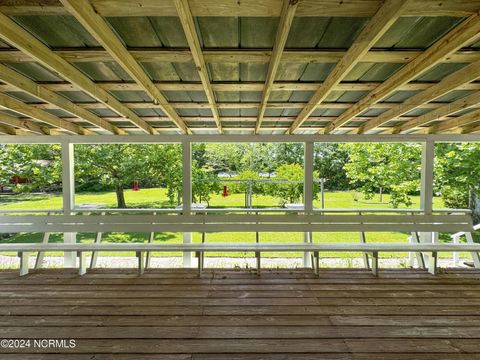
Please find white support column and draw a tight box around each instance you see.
[420,140,435,268]
[303,142,314,267]
[182,141,193,267]
[61,141,76,268]
[304,142,314,213]
[420,140,435,216]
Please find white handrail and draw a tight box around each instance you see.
[452,223,480,238]
[0,208,471,215]
[4,242,480,252]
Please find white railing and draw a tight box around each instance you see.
[0,207,477,274]
[451,223,480,266]
[5,242,480,277]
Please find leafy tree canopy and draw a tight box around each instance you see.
[435,143,480,209]
[341,143,421,208]
[75,144,181,208]
[0,144,61,192]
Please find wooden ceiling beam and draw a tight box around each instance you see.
[0,63,124,135]
[174,0,222,133]
[59,0,189,135]
[256,0,298,133]
[29,100,477,112]
[0,93,90,135]
[428,108,480,134]
[288,0,408,134]
[2,0,480,17]
[393,91,480,134]
[0,123,18,135]
[461,118,480,134]
[2,48,480,64]
[7,81,479,93]
[360,59,480,133]
[0,11,157,135]
[0,111,46,135]
[326,12,480,134]
[40,114,425,127]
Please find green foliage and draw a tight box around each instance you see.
[341,143,421,208]
[201,143,247,174]
[435,143,480,209]
[192,168,222,205]
[227,170,262,194]
[263,164,318,205]
[4,141,480,215]
[314,143,349,190]
[197,143,305,175]
[0,144,62,193]
[74,144,181,208]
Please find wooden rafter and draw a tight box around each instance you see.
[360,59,480,134]
[0,11,157,135]
[288,0,408,134]
[0,111,46,135]
[0,2,479,136]
[0,123,18,135]
[25,100,479,114]
[30,115,438,124]
[428,108,480,134]
[3,0,480,17]
[174,0,222,133]
[0,63,124,135]
[10,81,480,93]
[59,0,189,135]
[394,92,480,134]
[2,48,480,65]
[461,119,480,134]
[256,0,298,133]
[0,93,90,135]
[325,12,480,134]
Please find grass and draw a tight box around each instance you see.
[0,188,470,260]
[0,187,446,210]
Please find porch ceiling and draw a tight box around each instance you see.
[0,0,479,136]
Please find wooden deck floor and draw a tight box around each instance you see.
[0,268,480,359]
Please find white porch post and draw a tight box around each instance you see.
[420,140,435,244]
[420,140,435,215]
[61,141,76,267]
[303,141,314,267]
[182,140,193,267]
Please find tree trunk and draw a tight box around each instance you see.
[470,188,480,225]
[116,185,127,208]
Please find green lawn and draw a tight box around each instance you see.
[0,189,468,260]
[0,187,445,210]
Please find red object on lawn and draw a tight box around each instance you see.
[11,176,30,185]
[133,180,140,191]
[222,185,228,197]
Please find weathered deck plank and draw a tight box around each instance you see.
[0,268,479,357]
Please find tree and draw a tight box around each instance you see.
[239,143,278,174]
[264,164,320,205]
[167,159,222,207]
[272,143,304,167]
[202,143,247,174]
[192,168,222,205]
[341,143,421,208]
[314,143,349,190]
[228,170,261,194]
[435,143,480,218]
[75,144,181,208]
[0,144,61,193]
[271,164,304,204]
